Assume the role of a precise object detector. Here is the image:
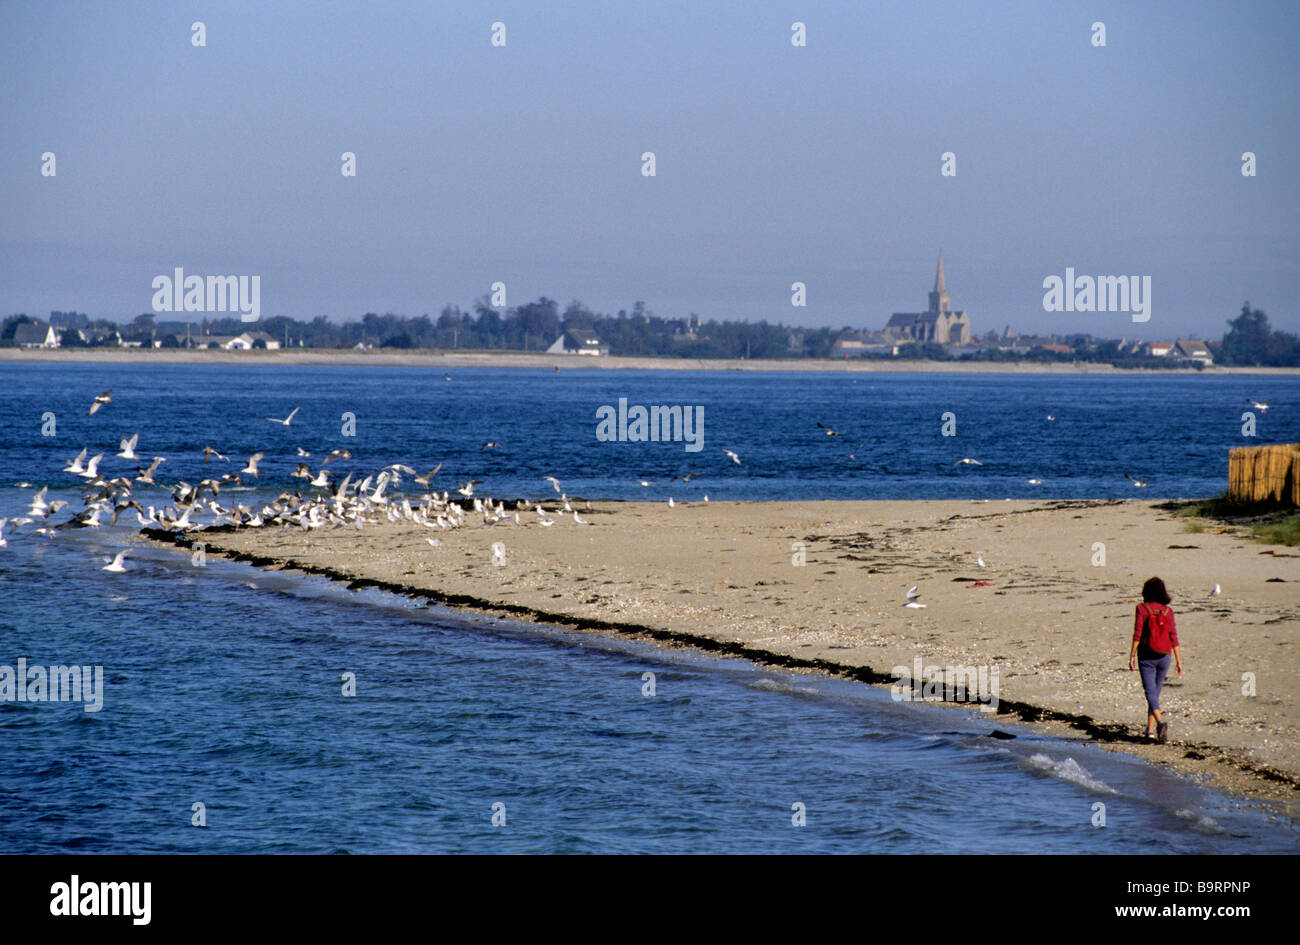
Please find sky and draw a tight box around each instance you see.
[1,0,1296,340]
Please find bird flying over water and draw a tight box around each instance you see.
[1027,478,1044,485]
[116,433,139,460]
[816,422,843,437]
[322,449,351,465]
[241,452,264,476]
[202,446,228,463]
[1247,400,1270,412]
[102,550,129,573]
[88,390,112,415]
[954,458,983,466]
[63,448,87,474]
[266,407,300,426]
[1125,474,1150,488]
[414,463,443,487]
[481,441,503,450]
[723,449,741,465]
[543,476,562,493]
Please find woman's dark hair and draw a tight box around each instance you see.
[1142,577,1171,605]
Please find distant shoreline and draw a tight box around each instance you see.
[4,347,1299,374]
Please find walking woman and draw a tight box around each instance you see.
[1128,577,1183,742]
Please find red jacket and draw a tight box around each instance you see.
[1133,602,1179,654]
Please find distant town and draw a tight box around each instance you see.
[4,256,1296,367]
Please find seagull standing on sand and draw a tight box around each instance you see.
[976,555,986,568]
[102,550,129,573]
[88,390,112,415]
[266,407,301,426]
[667,497,675,508]
[1210,584,1221,596]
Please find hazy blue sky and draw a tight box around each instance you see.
[2,0,1296,339]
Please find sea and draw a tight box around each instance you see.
[1,363,1297,853]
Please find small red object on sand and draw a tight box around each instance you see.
[966,580,995,588]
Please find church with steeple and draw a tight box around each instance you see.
[885,254,972,345]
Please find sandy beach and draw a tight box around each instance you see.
[144,498,1300,815]
[6,347,1300,374]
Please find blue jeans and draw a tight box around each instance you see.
[1138,653,1171,715]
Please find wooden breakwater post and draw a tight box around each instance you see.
[1228,443,1300,505]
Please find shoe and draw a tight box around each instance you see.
[1144,729,1155,739]
[1157,721,1168,743]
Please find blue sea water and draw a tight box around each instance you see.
[0,363,1297,853]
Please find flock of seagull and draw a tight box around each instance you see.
[1,390,642,573]
[0,389,1279,581]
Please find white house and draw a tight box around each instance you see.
[1174,339,1213,366]
[13,322,60,348]
[547,329,608,356]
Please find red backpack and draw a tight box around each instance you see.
[1141,603,1174,654]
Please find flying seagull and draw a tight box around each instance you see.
[322,449,351,465]
[481,441,503,450]
[1027,478,1044,485]
[266,407,300,426]
[241,452,264,477]
[202,446,228,463]
[88,390,112,415]
[954,458,983,466]
[904,586,926,609]
[723,449,741,465]
[414,463,443,487]
[102,550,129,573]
[543,476,562,493]
[1125,474,1150,488]
[1247,400,1270,412]
[116,433,140,460]
[816,422,843,437]
[63,448,88,474]
[79,453,105,480]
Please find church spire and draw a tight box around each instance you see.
[928,252,951,314]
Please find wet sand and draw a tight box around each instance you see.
[144,498,1300,815]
